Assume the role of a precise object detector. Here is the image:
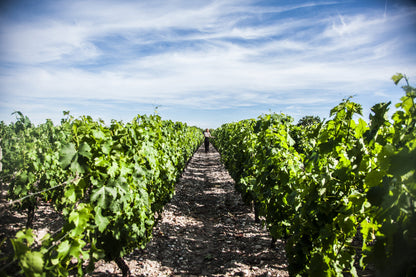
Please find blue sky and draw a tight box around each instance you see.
[1,0,415,128]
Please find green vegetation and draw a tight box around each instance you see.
[213,74,416,276]
[1,74,415,276]
[0,113,202,276]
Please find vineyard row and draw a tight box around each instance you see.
[212,74,415,276]
[0,113,202,276]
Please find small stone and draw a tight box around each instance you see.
[242,269,250,276]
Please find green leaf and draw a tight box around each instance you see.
[15,229,36,246]
[117,178,129,196]
[108,161,119,178]
[389,148,416,178]
[102,141,112,154]
[11,230,34,257]
[69,204,92,236]
[57,240,70,259]
[286,131,295,147]
[70,154,86,174]
[69,238,86,258]
[120,163,132,176]
[20,251,44,273]
[355,118,368,138]
[92,129,105,140]
[59,143,76,169]
[319,139,336,154]
[392,73,404,85]
[94,156,110,167]
[64,185,77,203]
[78,141,92,159]
[365,170,384,187]
[91,186,117,209]
[94,207,110,232]
[64,178,86,204]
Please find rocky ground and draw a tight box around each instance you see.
[91,144,289,276]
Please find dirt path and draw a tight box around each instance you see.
[93,144,289,276]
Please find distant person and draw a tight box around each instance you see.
[203,128,213,153]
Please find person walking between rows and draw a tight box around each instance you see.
[203,128,214,153]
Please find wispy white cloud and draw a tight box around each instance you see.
[1,0,415,127]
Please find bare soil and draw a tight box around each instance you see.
[0,192,64,274]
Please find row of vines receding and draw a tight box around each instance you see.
[0,112,203,276]
[213,74,416,277]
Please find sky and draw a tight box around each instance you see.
[1,0,416,128]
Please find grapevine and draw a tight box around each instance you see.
[0,113,202,276]
[213,74,416,276]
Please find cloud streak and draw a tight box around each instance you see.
[1,0,415,127]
